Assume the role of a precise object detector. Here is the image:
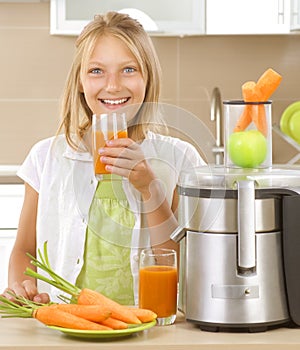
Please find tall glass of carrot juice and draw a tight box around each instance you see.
[92,113,127,180]
[139,248,178,326]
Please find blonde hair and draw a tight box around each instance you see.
[57,11,166,150]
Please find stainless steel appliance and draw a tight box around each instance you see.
[171,165,300,332]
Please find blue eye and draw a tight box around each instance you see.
[90,68,103,74]
[124,67,136,73]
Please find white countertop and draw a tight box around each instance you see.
[0,165,22,184]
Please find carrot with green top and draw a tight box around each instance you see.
[0,294,112,330]
[24,241,141,325]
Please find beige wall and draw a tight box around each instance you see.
[1,2,300,165]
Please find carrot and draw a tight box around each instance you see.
[234,68,281,135]
[100,317,129,330]
[126,307,157,323]
[242,81,262,102]
[25,242,141,325]
[77,288,141,325]
[252,104,268,136]
[256,68,282,101]
[233,81,262,133]
[33,305,112,330]
[49,303,111,323]
[233,104,253,132]
[0,294,112,331]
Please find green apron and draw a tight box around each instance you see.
[76,175,135,305]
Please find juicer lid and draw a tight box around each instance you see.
[178,165,300,191]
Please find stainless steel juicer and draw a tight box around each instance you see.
[171,165,300,332]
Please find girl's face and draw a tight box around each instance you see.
[80,35,146,119]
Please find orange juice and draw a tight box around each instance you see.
[139,265,178,318]
[93,129,128,175]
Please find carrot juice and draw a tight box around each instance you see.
[92,129,128,176]
[139,265,178,318]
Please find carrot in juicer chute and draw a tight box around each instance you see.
[255,68,282,101]
[253,104,268,136]
[233,81,259,132]
[241,80,268,136]
[233,104,252,132]
[234,68,282,136]
[242,81,262,102]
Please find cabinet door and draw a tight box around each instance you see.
[206,0,290,34]
[0,184,24,229]
[291,0,300,30]
[50,0,205,36]
[0,231,16,293]
[0,185,24,292]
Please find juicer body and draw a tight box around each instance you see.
[182,230,289,330]
[172,167,300,332]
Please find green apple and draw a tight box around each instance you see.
[228,130,267,168]
[289,111,300,144]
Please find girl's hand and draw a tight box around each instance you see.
[99,138,156,197]
[3,280,50,304]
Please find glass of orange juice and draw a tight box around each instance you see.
[92,113,127,180]
[139,248,178,326]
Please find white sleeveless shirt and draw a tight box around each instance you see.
[17,132,205,303]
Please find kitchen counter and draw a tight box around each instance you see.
[1,314,300,349]
[0,165,22,184]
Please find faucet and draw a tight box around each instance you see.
[210,87,224,165]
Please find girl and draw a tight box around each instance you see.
[5,12,205,305]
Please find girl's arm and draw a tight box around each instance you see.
[4,183,49,303]
[139,180,179,250]
[98,138,180,249]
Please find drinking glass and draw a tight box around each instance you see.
[139,248,178,326]
[92,113,127,180]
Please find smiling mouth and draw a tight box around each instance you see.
[100,98,130,105]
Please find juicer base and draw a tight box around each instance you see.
[187,319,290,333]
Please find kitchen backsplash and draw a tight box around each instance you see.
[0,2,299,165]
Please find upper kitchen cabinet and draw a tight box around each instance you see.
[291,0,300,30]
[50,0,205,36]
[206,0,291,34]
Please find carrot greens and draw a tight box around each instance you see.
[25,241,80,298]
